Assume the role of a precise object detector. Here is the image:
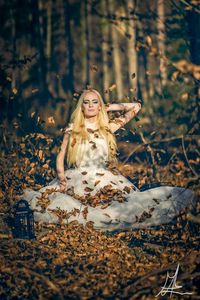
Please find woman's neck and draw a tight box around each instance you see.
[84,117,98,124]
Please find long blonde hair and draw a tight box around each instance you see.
[66,89,118,168]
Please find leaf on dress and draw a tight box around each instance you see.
[94,180,101,186]
[110,181,117,185]
[82,207,88,220]
[96,173,104,176]
[66,177,71,180]
[101,203,110,209]
[152,198,160,204]
[87,128,99,133]
[66,186,75,196]
[81,171,87,175]
[119,180,124,183]
[82,180,88,184]
[89,141,97,149]
[84,187,94,192]
[103,213,111,218]
[123,186,131,193]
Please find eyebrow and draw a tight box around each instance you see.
[83,99,99,101]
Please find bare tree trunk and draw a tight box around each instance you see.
[64,0,74,93]
[101,0,110,102]
[31,0,48,105]
[186,7,200,129]
[109,0,124,101]
[46,0,52,86]
[125,0,138,97]
[157,0,167,86]
[63,0,75,123]
[84,0,91,86]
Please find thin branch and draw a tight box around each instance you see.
[181,135,198,177]
[123,134,199,164]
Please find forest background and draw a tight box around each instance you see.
[0,0,199,299]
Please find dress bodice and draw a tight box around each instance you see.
[76,121,109,169]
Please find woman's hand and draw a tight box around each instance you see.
[59,176,67,192]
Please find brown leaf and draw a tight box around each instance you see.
[81,171,87,175]
[84,187,94,192]
[71,138,76,147]
[94,180,101,186]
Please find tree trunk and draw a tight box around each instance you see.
[46,0,52,86]
[157,0,167,86]
[31,0,48,105]
[63,0,75,123]
[109,0,124,101]
[64,0,74,93]
[125,0,138,98]
[187,7,200,128]
[101,0,110,102]
[84,0,91,86]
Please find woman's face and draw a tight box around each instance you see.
[81,92,101,118]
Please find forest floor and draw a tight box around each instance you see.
[0,132,199,299]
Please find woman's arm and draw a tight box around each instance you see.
[56,129,71,191]
[106,102,142,133]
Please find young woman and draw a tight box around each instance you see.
[23,89,197,230]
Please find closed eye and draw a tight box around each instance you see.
[83,100,99,104]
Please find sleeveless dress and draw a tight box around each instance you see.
[23,121,197,231]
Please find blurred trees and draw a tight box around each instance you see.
[0,0,199,135]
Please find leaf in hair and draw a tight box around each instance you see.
[71,138,76,147]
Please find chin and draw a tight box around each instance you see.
[86,112,98,117]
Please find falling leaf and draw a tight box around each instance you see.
[38,150,43,160]
[90,64,98,72]
[171,71,179,81]
[31,112,36,118]
[108,84,117,91]
[131,73,136,79]
[43,164,49,169]
[32,88,39,94]
[12,87,18,94]
[146,35,152,47]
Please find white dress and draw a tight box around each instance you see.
[23,121,197,231]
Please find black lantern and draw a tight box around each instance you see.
[11,199,35,239]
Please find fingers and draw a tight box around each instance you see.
[59,179,67,192]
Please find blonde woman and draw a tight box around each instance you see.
[24,89,197,230]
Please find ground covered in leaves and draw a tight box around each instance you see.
[0,131,200,299]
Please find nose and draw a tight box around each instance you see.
[89,101,94,107]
